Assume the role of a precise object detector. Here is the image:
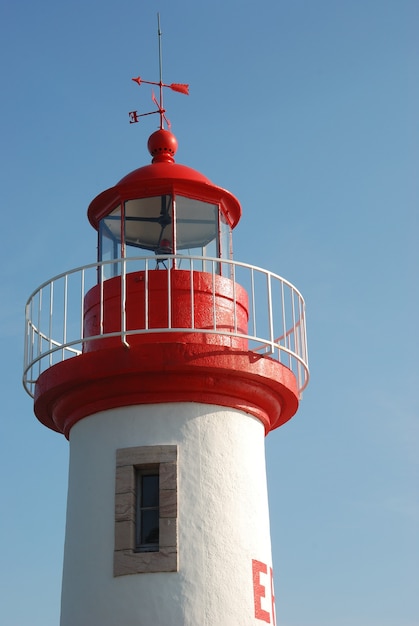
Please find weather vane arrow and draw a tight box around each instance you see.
[128,14,189,130]
[132,77,189,95]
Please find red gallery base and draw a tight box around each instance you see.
[34,270,299,438]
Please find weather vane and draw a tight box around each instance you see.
[129,13,189,130]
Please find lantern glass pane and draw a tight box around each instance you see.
[176,196,218,253]
[99,205,122,278]
[125,196,173,255]
[220,213,232,261]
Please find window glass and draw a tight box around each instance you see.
[176,196,218,253]
[220,213,232,260]
[99,205,121,278]
[142,474,159,507]
[125,196,173,256]
[219,213,233,278]
[175,196,220,271]
[136,470,159,552]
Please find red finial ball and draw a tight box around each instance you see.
[147,129,178,163]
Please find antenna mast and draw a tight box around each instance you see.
[157,13,164,129]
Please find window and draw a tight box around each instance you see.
[124,196,173,254]
[136,468,159,552]
[99,205,122,279]
[114,445,178,577]
[175,196,219,258]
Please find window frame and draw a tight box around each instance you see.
[114,445,178,576]
[135,466,160,552]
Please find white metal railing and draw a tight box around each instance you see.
[23,255,309,398]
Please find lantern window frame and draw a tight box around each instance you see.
[97,192,233,269]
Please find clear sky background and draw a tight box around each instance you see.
[1,1,418,625]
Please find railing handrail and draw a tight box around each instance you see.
[23,255,309,399]
[24,255,306,309]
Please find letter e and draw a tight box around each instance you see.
[252,559,270,623]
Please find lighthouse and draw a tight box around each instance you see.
[23,63,309,626]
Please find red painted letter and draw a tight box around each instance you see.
[252,559,270,623]
[128,111,139,124]
[270,567,276,626]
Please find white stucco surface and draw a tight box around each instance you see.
[60,403,275,626]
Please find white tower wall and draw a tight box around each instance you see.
[60,402,275,626]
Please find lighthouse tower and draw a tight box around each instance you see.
[23,68,308,626]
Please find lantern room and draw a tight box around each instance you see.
[87,128,242,277]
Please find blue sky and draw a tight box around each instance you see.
[1,1,418,624]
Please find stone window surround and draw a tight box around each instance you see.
[114,444,178,577]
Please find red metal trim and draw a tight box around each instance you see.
[34,342,298,439]
[82,270,250,353]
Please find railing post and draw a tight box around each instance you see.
[167,261,172,329]
[291,290,298,375]
[302,303,309,369]
[232,262,237,334]
[24,302,30,389]
[266,272,274,353]
[63,274,68,361]
[99,264,104,336]
[37,290,42,379]
[145,258,149,330]
[121,257,129,347]
[49,283,54,367]
[80,269,85,340]
[190,257,195,329]
[250,267,256,338]
[212,260,216,330]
